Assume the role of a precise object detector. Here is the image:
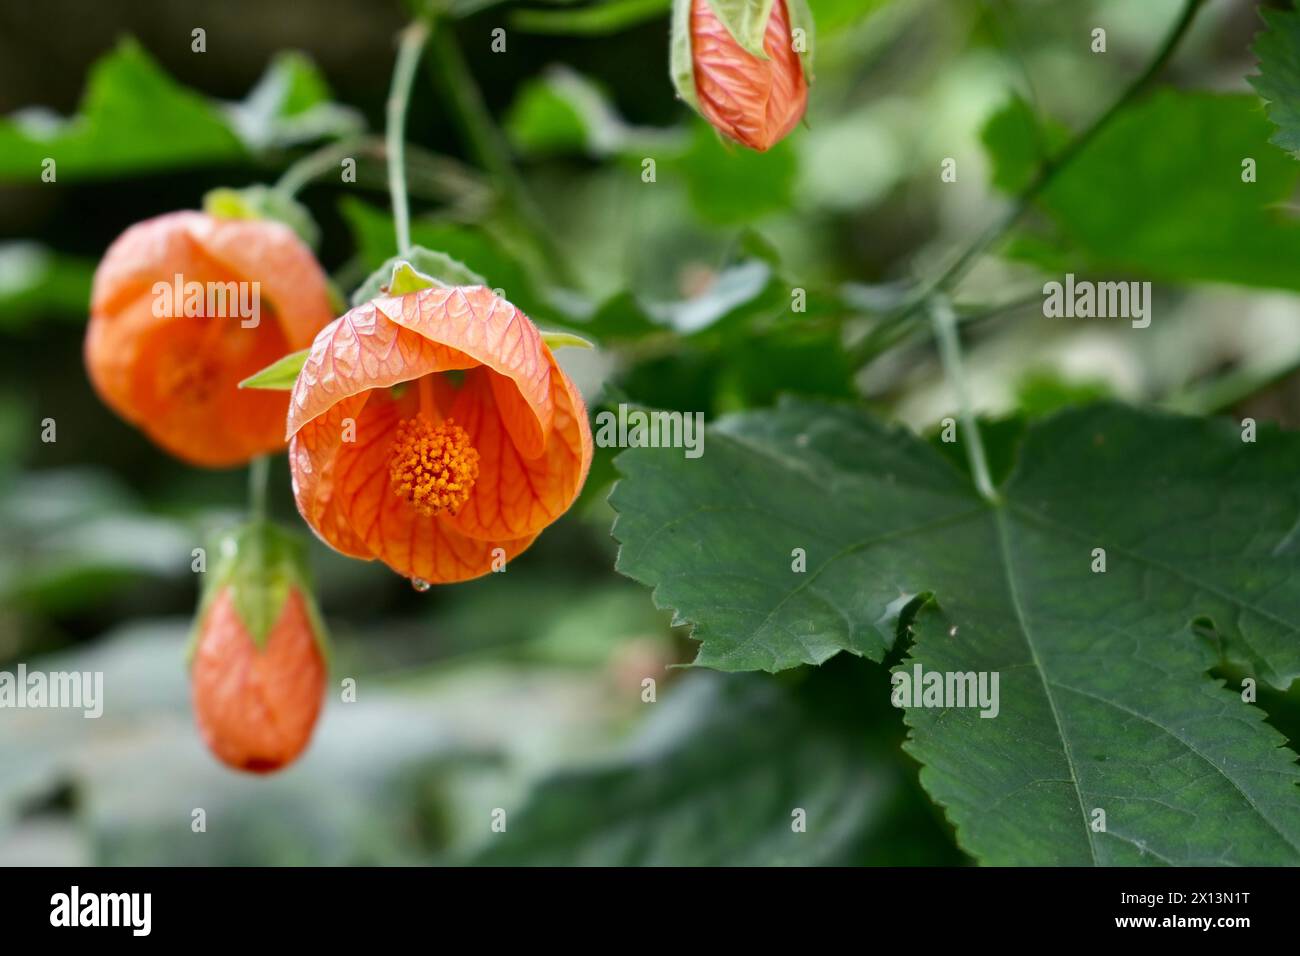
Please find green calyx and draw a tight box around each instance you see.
[351,246,488,307]
[203,184,322,249]
[188,520,330,662]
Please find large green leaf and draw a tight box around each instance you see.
[1250,7,1300,158]
[223,51,363,151]
[610,398,1300,864]
[469,666,959,866]
[0,38,245,181]
[985,91,1300,291]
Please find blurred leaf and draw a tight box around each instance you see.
[223,51,364,151]
[986,91,1300,291]
[611,398,1300,864]
[0,470,197,614]
[806,0,892,33]
[469,671,903,865]
[0,243,94,325]
[673,122,798,225]
[511,0,671,35]
[0,619,618,865]
[1249,7,1300,158]
[979,95,1068,194]
[1012,367,1112,418]
[0,38,245,182]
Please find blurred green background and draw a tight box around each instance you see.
[2,0,1297,865]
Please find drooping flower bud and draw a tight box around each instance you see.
[671,0,813,152]
[189,522,328,773]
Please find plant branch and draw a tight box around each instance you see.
[877,0,1207,341]
[930,297,998,503]
[387,21,432,254]
[248,455,270,523]
[275,136,379,197]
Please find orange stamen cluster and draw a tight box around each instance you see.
[388,415,480,517]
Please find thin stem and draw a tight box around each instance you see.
[248,455,270,523]
[881,0,1207,338]
[387,21,432,255]
[425,23,576,286]
[274,136,378,198]
[930,297,998,503]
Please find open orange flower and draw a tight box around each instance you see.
[690,0,808,151]
[287,285,593,584]
[86,211,334,467]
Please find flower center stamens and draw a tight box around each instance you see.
[388,415,479,517]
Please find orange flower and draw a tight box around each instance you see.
[287,285,593,584]
[690,0,808,151]
[86,211,334,467]
[191,585,326,773]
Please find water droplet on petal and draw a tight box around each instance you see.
[411,577,431,592]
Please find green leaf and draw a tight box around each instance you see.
[238,348,310,391]
[511,0,671,35]
[979,95,1068,194]
[985,91,1300,291]
[469,669,928,865]
[223,51,363,151]
[0,38,245,182]
[350,247,488,307]
[611,399,1300,864]
[1249,7,1300,158]
[674,122,798,225]
[0,242,94,325]
[505,66,681,160]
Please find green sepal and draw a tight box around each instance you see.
[350,247,488,307]
[540,329,596,350]
[785,0,816,79]
[203,184,322,250]
[188,521,331,663]
[669,0,700,111]
[238,347,310,391]
[706,0,778,59]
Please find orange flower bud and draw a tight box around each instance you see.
[86,211,335,467]
[689,0,809,151]
[189,523,328,773]
[192,586,326,773]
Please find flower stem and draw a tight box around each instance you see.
[424,23,575,286]
[387,21,432,255]
[274,136,379,198]
[930,297,997,504]
[248,455,271,523]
